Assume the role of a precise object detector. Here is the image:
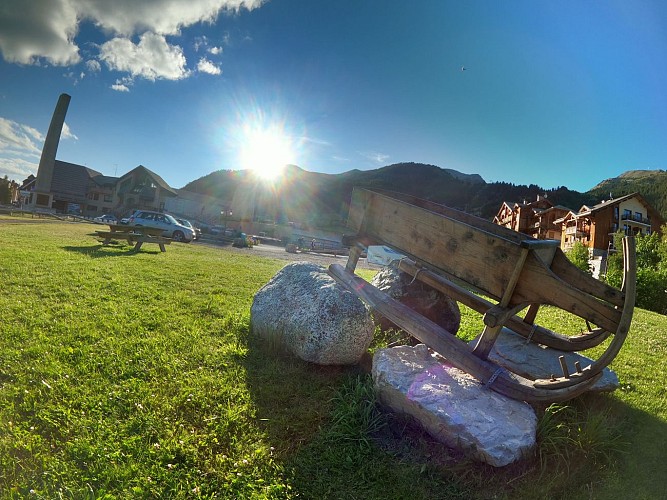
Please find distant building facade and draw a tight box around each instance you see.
[555,192,663,255]
[25,159,230,223]
[493,195,571,242]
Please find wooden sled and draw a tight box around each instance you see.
[328,189,636,402]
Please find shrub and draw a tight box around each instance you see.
[566,241,591,275]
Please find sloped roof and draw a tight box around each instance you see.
[581,192,639,214]
[51,160,102,196]
[553,211,577,224]
[92,175,119,187]
[117,165,178,196]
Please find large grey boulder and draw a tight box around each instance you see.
[370,266,461,335]
[251,262,374,365]
[471,328,620,392]
[373,344,537,467]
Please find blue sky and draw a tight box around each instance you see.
[1,0,666,192]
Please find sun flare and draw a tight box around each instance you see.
[239,126,294,180]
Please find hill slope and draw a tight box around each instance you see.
[183,163,667,226]
[589,169,667,219]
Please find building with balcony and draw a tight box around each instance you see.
[555,192,662,255]
[555,193,663,277]
[493,195,571,241]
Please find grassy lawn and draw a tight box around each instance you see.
[0,220,665,498]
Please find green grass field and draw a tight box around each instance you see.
[0,219,665,499]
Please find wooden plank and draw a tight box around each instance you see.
[549,250,625,307]
[328,263,601,402]
[473,246,530,358]
[350,189,529,244]
[512,253,621,333]
[348,189,524,301]
[397,258,612,351]
[346,244,363,273]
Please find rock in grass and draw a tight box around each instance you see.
[251,262,374,365]
[373,344,537,467]
[370,265,461,335]
[471,328,620,392]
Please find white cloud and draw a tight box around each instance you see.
[0,117,43,156]
[0,0,267,80]
[79,0,266,37]
[0,117,42,181]
[0,0,80,65]
[0,116,79,181]
[62,122,78,141]
[197,57,222,75]
[111,79,131,92]
[0,157,38,181]
[86,59,101,72]
[361,151,390,164]
[194,36,223,55]
[99,32,189,81]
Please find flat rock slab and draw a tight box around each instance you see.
[373,344,537,467]
[470,328,619,392]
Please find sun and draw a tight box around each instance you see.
[239,126,294,180]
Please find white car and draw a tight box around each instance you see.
[93,214,118,224]
[128,210,195,242]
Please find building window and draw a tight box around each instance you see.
[614,206,619,220]
[36,193,50,206]
[104,194,113,202]
[623,209,632,220]
[87,205,98,211]
[634,211,643,222]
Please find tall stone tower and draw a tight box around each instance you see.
[31,93,71,209]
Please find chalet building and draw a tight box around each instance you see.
[555,193,663,277]
[556,192,663,254]
[493,196,571,241]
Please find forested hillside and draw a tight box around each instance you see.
[182,163,665,226]
[588,170,667,219]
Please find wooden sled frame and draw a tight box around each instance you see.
[328,189,636,402]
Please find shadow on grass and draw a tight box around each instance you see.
[63,244,164,257]
[242,337,476,499]
[243,335,667,499]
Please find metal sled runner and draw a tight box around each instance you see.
[328,189,636,403]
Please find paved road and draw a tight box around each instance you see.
[198,238,381,270]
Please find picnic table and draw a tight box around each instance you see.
[94,224,171,252]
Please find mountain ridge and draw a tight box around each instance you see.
[182,163,667,224]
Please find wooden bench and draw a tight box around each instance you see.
[94,224,171,252]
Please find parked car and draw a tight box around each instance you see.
[93,214,118,224]
[175,218,201,240]
[127,210,195,242]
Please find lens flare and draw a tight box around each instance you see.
[238,124,294,180]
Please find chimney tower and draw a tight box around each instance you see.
[31,93,71,208]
